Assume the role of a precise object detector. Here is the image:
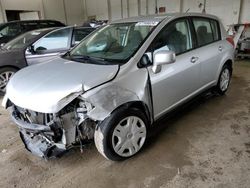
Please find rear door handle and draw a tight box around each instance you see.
[190,56,199,63]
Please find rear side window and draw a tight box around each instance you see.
[192,18,220,47]
[210,20,220,41]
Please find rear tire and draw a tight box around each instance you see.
[94,107,148,161]
[0,67,17,95]
[215,64,231,95]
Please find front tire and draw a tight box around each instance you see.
[215,64,232,95]
[0,67,17,95]
[94,107,148,161]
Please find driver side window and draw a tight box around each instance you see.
[150,19,193,55]
[33,28,71,53]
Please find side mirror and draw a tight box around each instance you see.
[27,45,36,54]
[152,50,176,74]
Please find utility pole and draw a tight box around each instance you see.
[127,0,130,17]
[107,0,112,21]
[138,0,141,16]
[62,0,68,24]
[202,0,207,14]
[82,0,88,21]
[179,0,183,13]
[238,0,243,24]
[155,0,158,14]
[121,0,123,18]
[0,0,6,22]
[146,0,149,15]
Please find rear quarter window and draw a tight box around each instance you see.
[210,19,221,41]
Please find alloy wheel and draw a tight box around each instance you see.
[220,68,230,92]
[0,71,15,92]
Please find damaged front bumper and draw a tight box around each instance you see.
[9,106,71,159]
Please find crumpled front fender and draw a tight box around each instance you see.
[81,67,153,122]
[84,85,140,121]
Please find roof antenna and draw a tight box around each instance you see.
[185,8,190,13]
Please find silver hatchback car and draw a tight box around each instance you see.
[3,13,234,161]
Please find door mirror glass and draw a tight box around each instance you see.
[152,50,176,73]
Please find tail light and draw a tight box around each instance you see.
[226,36,235,48]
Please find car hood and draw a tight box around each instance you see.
[6,57,119,113]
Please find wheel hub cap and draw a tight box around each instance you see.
[112,116,146,157]
[127,133,133,139]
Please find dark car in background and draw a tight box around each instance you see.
[0,26,95,94]
[0,20,65,45]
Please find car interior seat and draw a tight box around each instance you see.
[167,26,186,54]
[197,25,213,46]
[126,30,143,50]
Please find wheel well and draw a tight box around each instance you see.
[224,60,233,74]
[112,101,152,124]
[0,65,19,71]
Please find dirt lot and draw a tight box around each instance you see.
[0,60,250,188]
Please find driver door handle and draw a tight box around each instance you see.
[190,56,199,63]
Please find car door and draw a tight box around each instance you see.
[192,17,222,86]
[147,18,202,119]
[25,27,72,66]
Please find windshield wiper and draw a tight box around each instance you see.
[69,55,109,65]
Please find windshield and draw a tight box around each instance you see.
[69,22,157,63]
[4,30,42,50]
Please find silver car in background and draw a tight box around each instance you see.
[3,13,234,161]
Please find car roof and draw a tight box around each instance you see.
[27,27,59,34]
[4,19,63,24]
[73,26,96,30]
[27,26,94,34]
[112,12,219,24]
